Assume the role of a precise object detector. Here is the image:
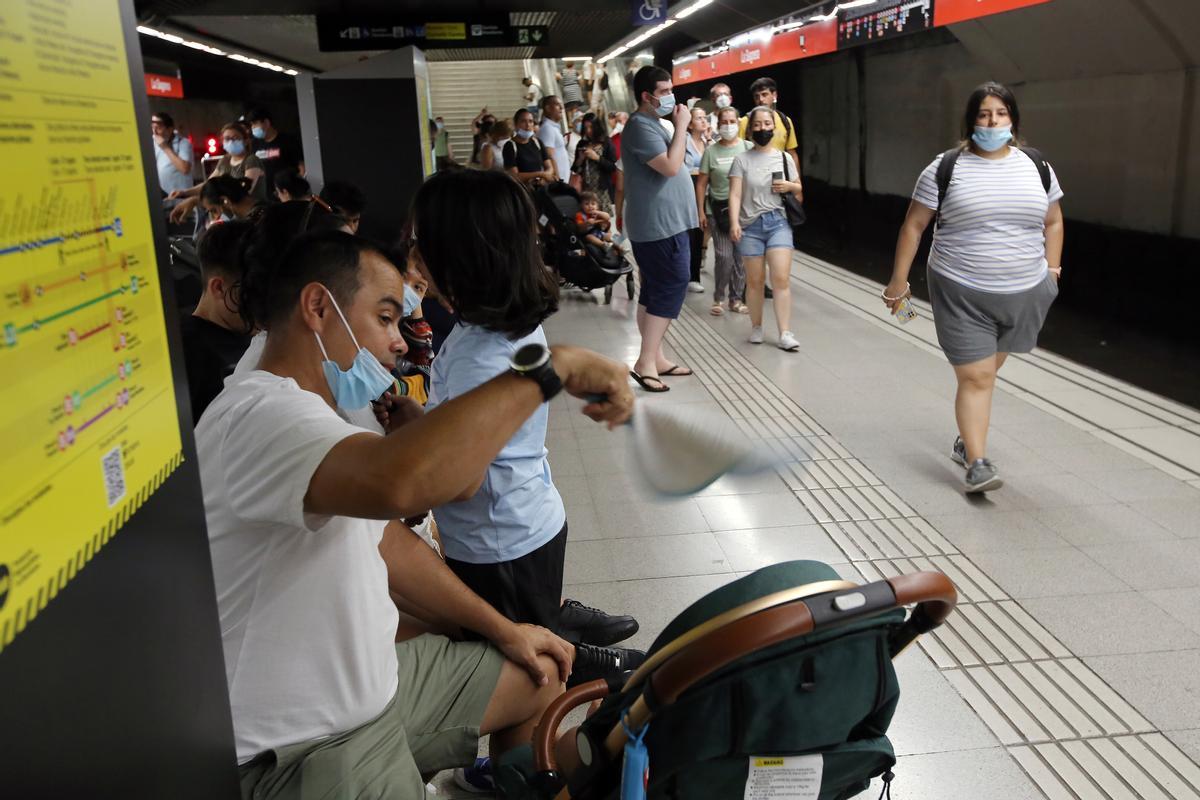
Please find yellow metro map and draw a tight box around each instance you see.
[0,0,183,651]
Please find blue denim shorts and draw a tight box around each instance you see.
[736,209,793,258]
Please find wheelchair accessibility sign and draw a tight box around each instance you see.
[632,0,667,26]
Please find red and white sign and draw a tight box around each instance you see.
[145,72,184,98]
[673,19,837,86]
[935,0,1052,26]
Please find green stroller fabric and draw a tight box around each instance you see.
[497,561,906,800]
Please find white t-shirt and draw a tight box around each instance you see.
[913,148,1064,293]
[196,370,400,763]
[230,331,382,433]
[539,118,570,181]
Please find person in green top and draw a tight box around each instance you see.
[696,106,751,316]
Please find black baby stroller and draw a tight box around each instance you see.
[535,182,634,305]
[495,560,958,800]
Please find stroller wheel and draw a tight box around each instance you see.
[604,285,613,304]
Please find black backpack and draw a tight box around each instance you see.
[934,145,1052,228]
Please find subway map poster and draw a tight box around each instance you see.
[0,0,183,651]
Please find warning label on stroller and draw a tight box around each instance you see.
[744,755,823,800]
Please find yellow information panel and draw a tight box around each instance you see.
[0,1,183,650]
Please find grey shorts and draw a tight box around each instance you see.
[927,268,1059,366]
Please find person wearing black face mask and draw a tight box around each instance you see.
[727,107,804,352]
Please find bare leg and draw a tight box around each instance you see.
[953,355,1001,463]
[633,307,672,382]
[743,256,766,327]
[766,248,794,334]
[481,655,565,758]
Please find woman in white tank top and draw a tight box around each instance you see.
[479,119,512,172]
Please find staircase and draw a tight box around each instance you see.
[428,60,529,165]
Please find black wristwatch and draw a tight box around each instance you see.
[509,343,563,402]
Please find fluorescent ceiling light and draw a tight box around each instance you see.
[676,0,716,19]
[137,25,303,76]
[558,56,593,61]
[672,53,699,65]
[839,0,879,8]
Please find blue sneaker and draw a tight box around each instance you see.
[453,757,495,794]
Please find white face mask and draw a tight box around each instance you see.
[715,94,731,109]
[718,124,739,141]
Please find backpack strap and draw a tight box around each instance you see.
[780,111,794,149]
[1016,146,1053,194]
[934,146,964,229]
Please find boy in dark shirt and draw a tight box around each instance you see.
[180,220,253,424]
[245,106,304,197]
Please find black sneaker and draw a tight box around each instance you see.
[559,599,639,647]
[964,458,1003,493]
[568,643,646,688]
[951,436,967,468]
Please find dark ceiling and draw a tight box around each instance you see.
[133,1,825,72]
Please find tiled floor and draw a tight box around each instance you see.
[436,251,1200,799]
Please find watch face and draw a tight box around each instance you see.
[513,343,548,370]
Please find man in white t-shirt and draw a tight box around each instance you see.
[522,76,543,116]
[198,229,634,795]
[538,95,570,182]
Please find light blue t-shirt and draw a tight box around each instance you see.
[621,112,698,243]
[155,132,193,200]
[427,323,566,564]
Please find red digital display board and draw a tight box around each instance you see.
[673,19,837,86]
[935,0,1052,26]
[144,72,183,98]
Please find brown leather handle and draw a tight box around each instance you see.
[887,571,957,623]
[533,679,612,773]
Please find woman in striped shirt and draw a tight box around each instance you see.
[883,82,1065,494]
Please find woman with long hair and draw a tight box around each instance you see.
[571,113,618,213]
[883,82,1064,493]
[696,105,751,316]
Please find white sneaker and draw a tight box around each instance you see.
[778,331,799,351]
[749,326,764,344]
[688,281,705,293]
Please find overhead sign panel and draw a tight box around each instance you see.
[144,72,183,98]
[316,14,550,52]
[674,0,1054,85]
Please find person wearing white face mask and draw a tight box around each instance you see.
[198,224,636,796]
[621,65,698,393]
[696,105,751,316]
[707,82,733,132]
[505,108,555,188]
[883,81,1065,495]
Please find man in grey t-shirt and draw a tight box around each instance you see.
[621,66,698,393]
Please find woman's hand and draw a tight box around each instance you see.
[1048,266,1062,283]
[585,146,600,161]
[881,280,911,312]
[698,213,708,232]
[169,196,198,224]
[167,189,183,201]
[730,221,742,243]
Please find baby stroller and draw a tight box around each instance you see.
[535,182,635,305]
[496,560,958,800]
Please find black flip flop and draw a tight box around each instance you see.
[659,365,693,377]
[630,370,670,393]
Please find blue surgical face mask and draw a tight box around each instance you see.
[654,92,676,118]
[251,125,265,139]
[574,122,582,134]
[223,139,245,156]
[313,289,395,410]
[515,128,535,141]
[972,124,1012,152]
[402,283,422,317]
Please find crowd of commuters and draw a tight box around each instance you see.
[155,59,1062,797]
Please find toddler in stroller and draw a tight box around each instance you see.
[495,560,958,800]
[535,182,635,305]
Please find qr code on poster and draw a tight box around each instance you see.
[102,446,126,507]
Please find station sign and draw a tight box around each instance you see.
[144,72,183,98]
[316,14,550,52]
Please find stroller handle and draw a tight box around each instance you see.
[534,571,957,786]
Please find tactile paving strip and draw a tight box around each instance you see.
[656,284,1200,797]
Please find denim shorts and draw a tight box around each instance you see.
[736,209,793,258]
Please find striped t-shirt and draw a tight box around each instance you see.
[913,148,1064,293]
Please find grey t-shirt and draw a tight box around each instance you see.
[729,148,799,226]
[621,111,698,243]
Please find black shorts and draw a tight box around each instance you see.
[446,522,568,638]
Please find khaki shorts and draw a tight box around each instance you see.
[239,635,504,800]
